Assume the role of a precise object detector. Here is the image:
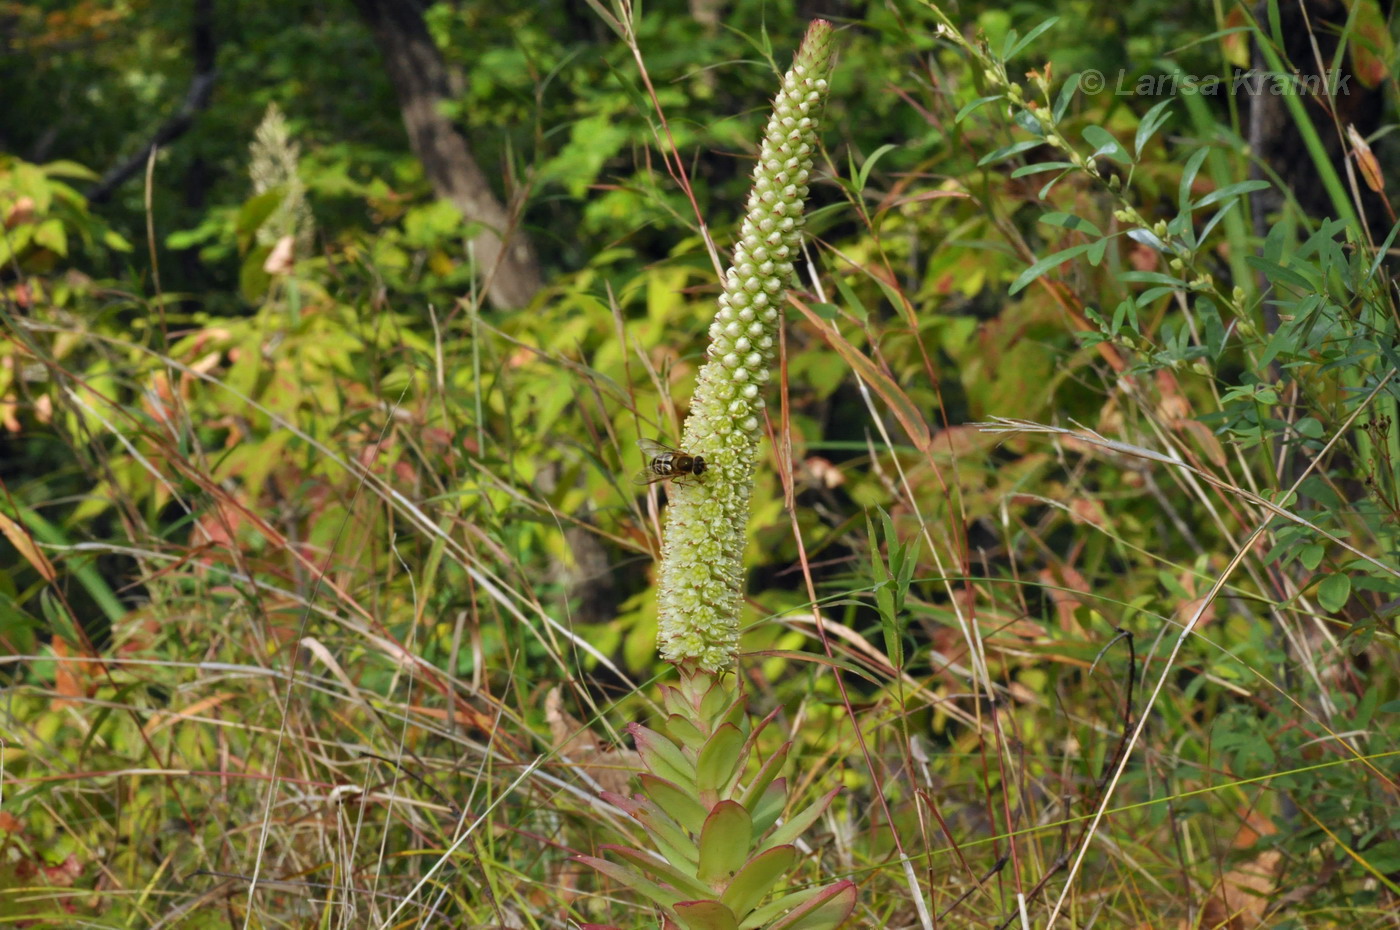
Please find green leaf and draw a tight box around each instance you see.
[722,845,799,919]
[631,723,697,791]
[633,800,702,867]
[1318,573,1351,612]
[1192,179,1271,210]
[1005,16,1059,59]
[1011,161,1075,177]
[1081,125,1129,163]
[238,245,273,303]
[665,713,707,751]
[1196,199,1239,245]
[750,777,788,835]
[1119,271,1185,287]
[699,679,733,721]
[719,695,750,733]
[1244,256,1315,293]
[832,275,869,322]
[601,844,714,899]
[40,159,99,182]
[1039,211,1103,238]
[33,218,67,256]
[673,901,740,930]
[696,723,747,796]
[698,801,753,883]
[855,143,899,192]
[955,94,1004,123]
[1359,841,1400,875]
[764,881,858,930]
[1299,544,1325,571]
[866,512,898,665]
[103,228,133,252]
[640,774,709,836]
[1053,73,1080,122]
[1177,147,1210,216]
[1135,98,1175,155]
[738,743,790,812]
[574,854,684,907]
[236,186,288,249]
[978,139,1043,167]
[1009,241,1096,295]
[1295,417,1324,440]
[1126,227,1169,252]
[761,787,839,852]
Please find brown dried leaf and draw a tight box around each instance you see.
[4,196,35,230]
[1347,124,1385,193]
[1349,0,1392,88]
[0,510,56,581]
[51,637,94,710]
[1155,369,1191,422]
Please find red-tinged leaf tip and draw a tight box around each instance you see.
[768,879,858,930]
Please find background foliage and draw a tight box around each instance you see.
[3,0,1400,927]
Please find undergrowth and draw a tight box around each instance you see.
[2,0,1400,927]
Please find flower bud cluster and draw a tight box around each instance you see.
[656,20,833,671]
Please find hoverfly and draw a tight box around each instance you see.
[633,438,708,486]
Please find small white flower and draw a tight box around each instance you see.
[656,20,834,671]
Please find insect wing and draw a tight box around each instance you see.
[632,464,668,486]
[635,437,674,485]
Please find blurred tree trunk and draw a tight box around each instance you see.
[351,0,543,310]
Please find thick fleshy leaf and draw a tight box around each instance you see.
[739,887,808,929]
[665,713,708,752]
[760,787,839,853]
[721,844,799,919]
[599,789,643,817]
[738,742,790,811]
[720,710,779,799]
[672,900,740,930]
[699,679,732,722]
[631,723,697,790]
[697,723,746,797]
[600,844,712,899]
[661,682,687,717]
[698,800,753,883]
[573,854,684,908]
[750,777,788,836]
[765,880,857,930]
[640,773,709,836]
[718,694,750,732]
[633,800,700,868]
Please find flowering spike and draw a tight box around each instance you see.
[657,19,834,671]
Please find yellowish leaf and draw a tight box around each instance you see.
[0,510,56,581]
